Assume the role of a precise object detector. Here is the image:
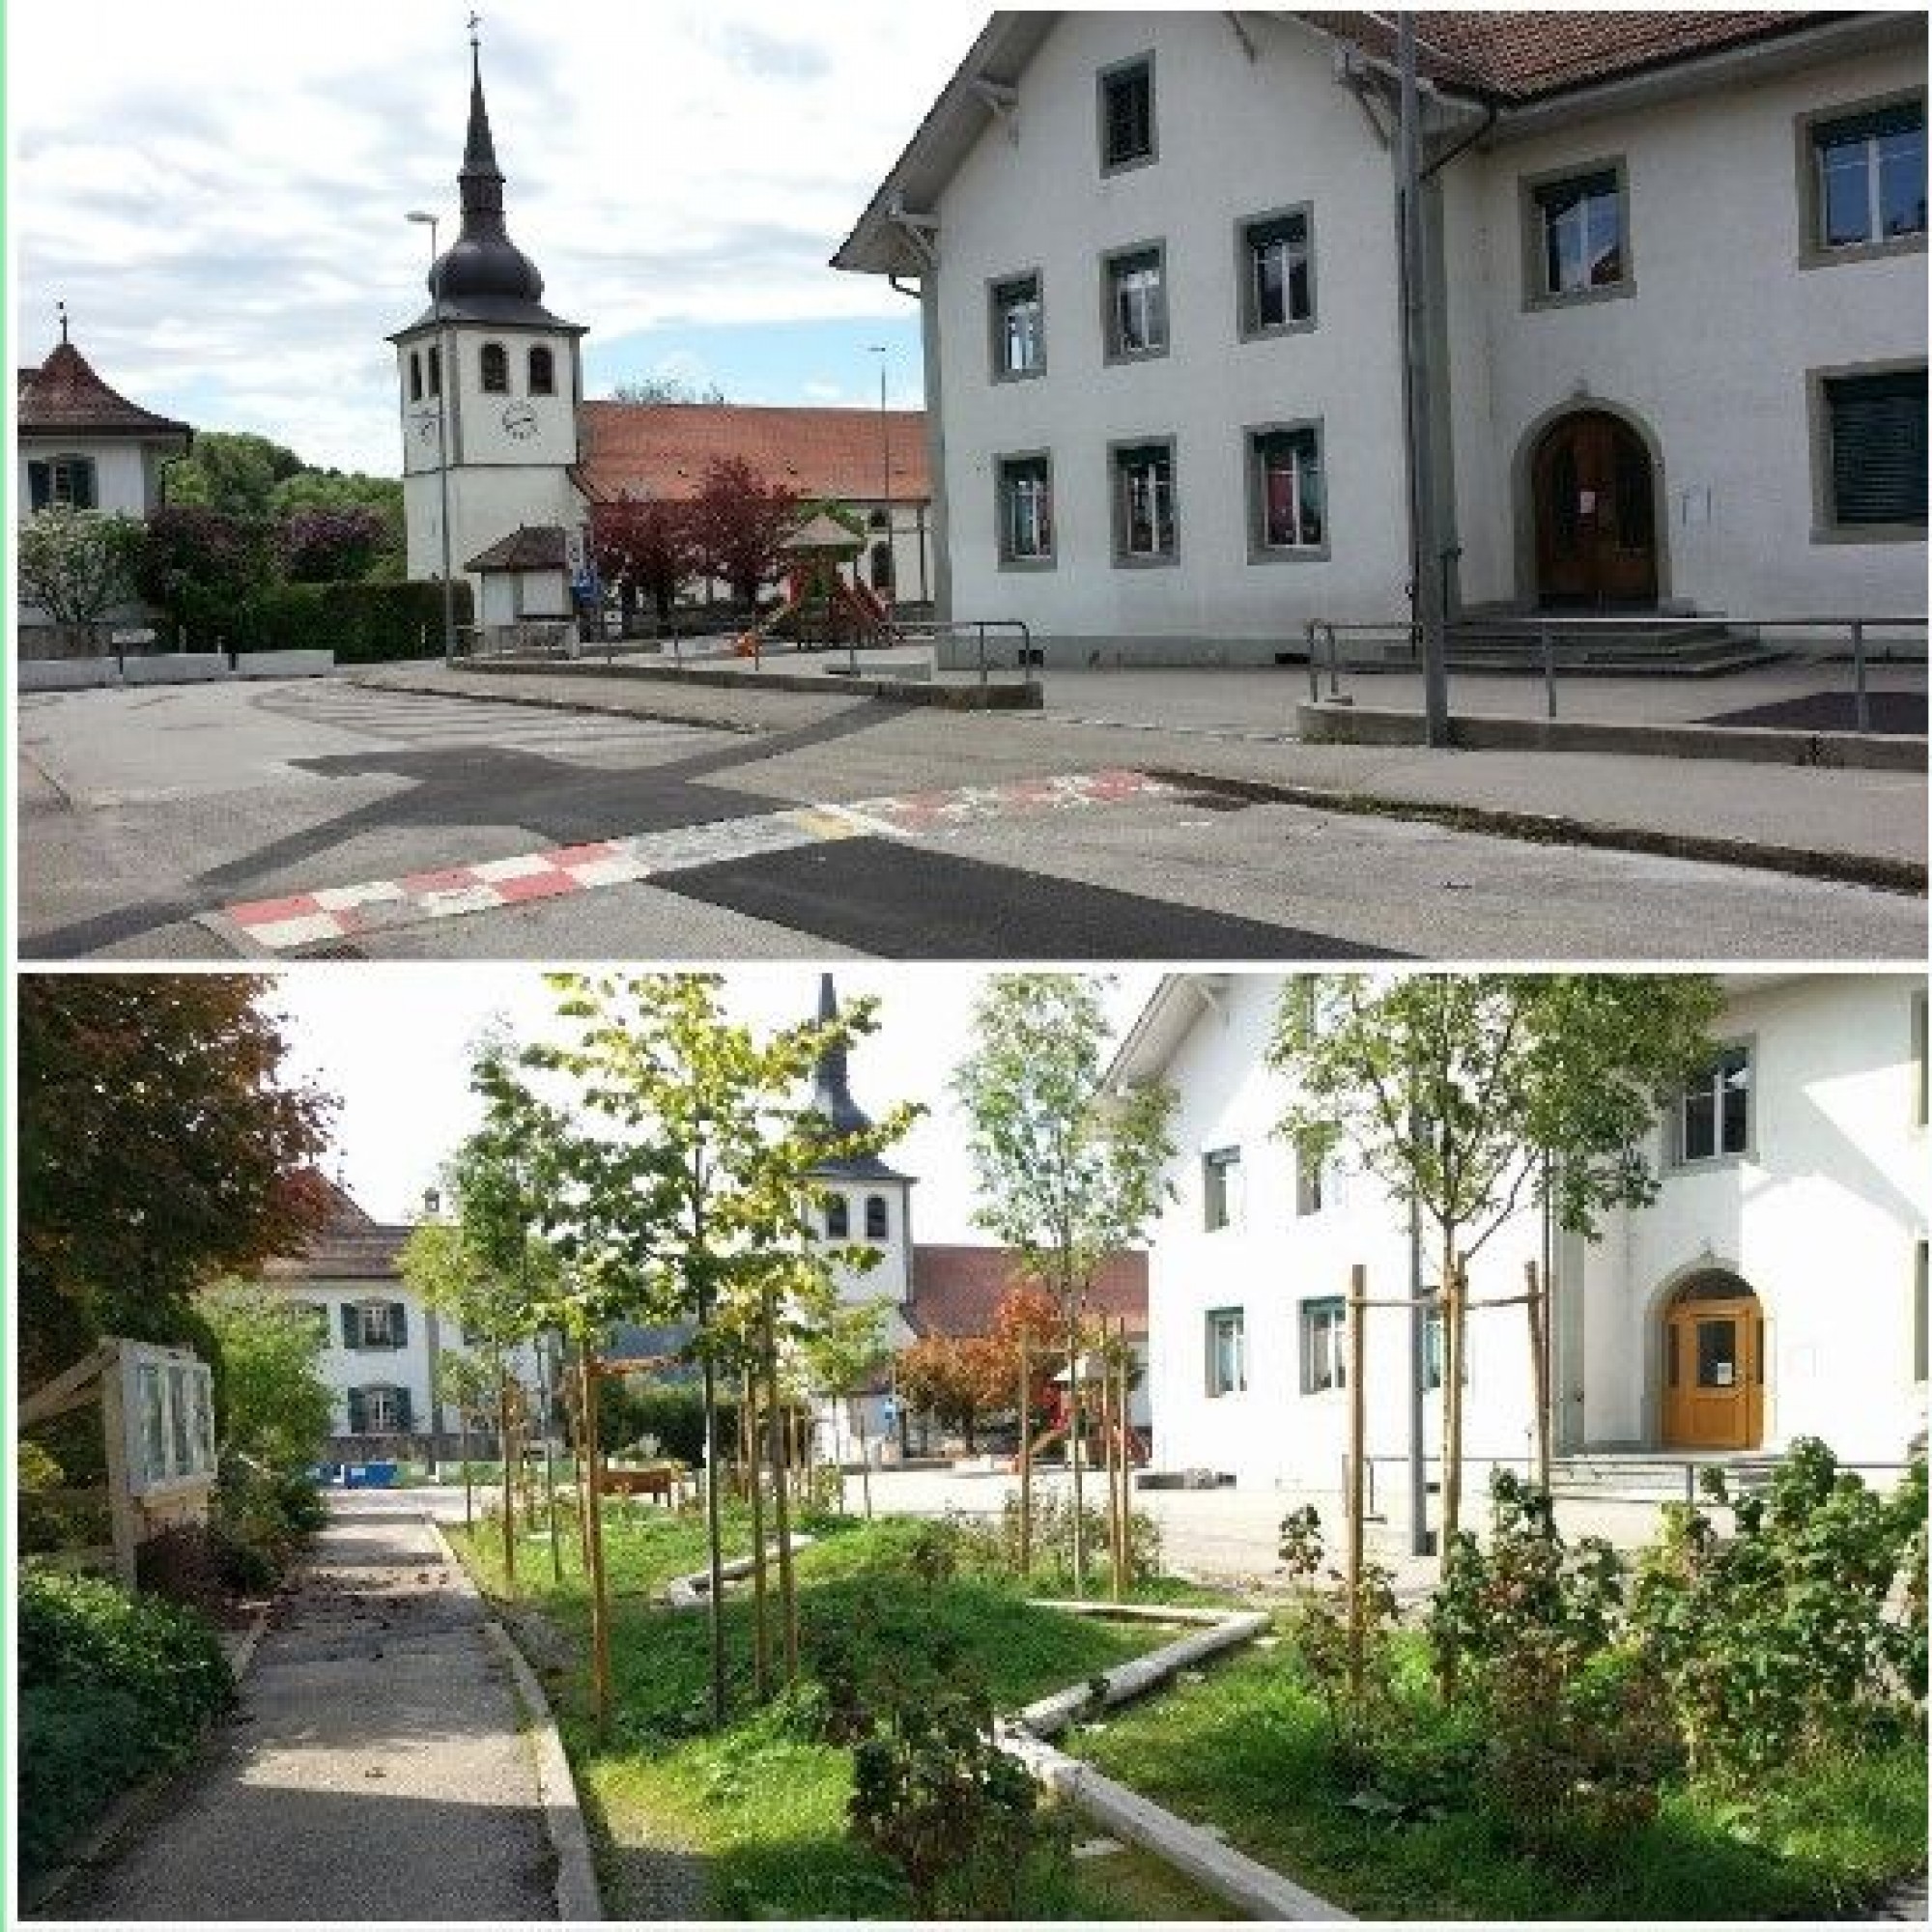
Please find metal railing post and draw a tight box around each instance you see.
[978,622,989,692]
[1851,618,1869,734]
[1326,622,1343,699]
[1540,621,1557,721]
[1305,620,1321,704]
[1020,622,1037,693]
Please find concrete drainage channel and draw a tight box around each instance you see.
[660,1552,1346,1920]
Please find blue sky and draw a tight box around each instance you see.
[11,0,982,471]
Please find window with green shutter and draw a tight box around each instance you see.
[347,1386,369,1434]
[1823,368,1928,527]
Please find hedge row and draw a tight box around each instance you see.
[18,1568,234,1877]
[223,578,474,663]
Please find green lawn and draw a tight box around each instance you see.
[1066,1634,1928,1920]
[450,1507,1237,1918]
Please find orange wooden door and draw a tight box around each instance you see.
[1662,1297,1763,1450]
[1532,412,1659,607]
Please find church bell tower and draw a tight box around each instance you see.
[389,28,588,600]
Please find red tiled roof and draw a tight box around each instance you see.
[466,524,568,571]
[263,1179,410,1283]
[907,1245,1148,1339]
[1299,11,1829,101]
[580,401,929,507]
[17,340,192,440]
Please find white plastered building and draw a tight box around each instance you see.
[834,11,1927,664]
[1107,973,1928,1530]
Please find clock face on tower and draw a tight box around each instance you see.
[501,402,539,440]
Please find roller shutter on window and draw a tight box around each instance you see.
[1827,369,1928,526]
[348,1386,368,1434]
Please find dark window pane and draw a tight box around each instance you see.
[1104,65,1152,166]
[528,346,555,395]
[1695,1319,1738,1389]
[1683,1083,1716,1160]
[1821,143,1872,245]
[1880,125,1927,236]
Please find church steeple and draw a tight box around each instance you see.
[457,29,506,235]
[810,973,870,1138]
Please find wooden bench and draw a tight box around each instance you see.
[597,1464,684,1506]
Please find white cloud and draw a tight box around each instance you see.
[11,0,984,472]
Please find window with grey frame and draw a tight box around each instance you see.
[1811,100,1925,250]
[1678,1044,1751,1162]
[1821,368,1927,528]
[1203,1146,1241,1231]
[409,352,423,402]
[1239,209,1313,335]
[991,273,1044,380]
[528,344,555,395]
[866,1194,890,1240]
[480,341,509,393]
[1205,1306,1246,1396]
[1299,1297,1347,1395]
[1251,426,1325,553]
[997,456,1053,563]
[1532,169,1625,296]
[826,1196,850,1238]
[1113,440,1176,561]
[1099,57,1154,171]
[1106,248,1167,358]
[427,345,442,396]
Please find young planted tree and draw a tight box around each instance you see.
[18,506,143,628]
[1268,973,1725,1573]
[434,1349,498,1529]
[991,1280,1065,1576]
[801,1299,894,1518]
[952,975,1176,1594]
[199,1286,333,1473]
[532,972,920,1724]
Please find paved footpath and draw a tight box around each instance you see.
[55,1503,556,1922]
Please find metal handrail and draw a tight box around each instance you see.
[889,617,1039,692]
[1305,613,1926,731]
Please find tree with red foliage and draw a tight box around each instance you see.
[590,492,698,631]
[687,456,801,611]
[18,977,337,1386]
[278,505,390,584]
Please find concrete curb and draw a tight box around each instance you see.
[661,1534,817,1606]
[449,654,1043,710]
[1298,698,1926,773]
[427,1516,604,1923]
[1153,767,1928,895]
[1002,1601,1349,1919]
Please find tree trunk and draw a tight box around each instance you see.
[1439,1240,1466,1575]
[1102,1340,1122,1601]
[1346,1265,1368,1708]
[745,1364,769,1703]
[1017,1329,1033,1578]
[762,1294,799,1684]
[854,1403,872,1520]
[497,1371,518,1593]
[697,1287,727,1728]
[1066,1306,1087,1596]
[460,1409,474,1532]
[539,1336,563,1586]
[581,1353,611,1739]
[1525,1259,1551,1494]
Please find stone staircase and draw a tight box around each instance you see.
[1437,611,1783,676]
[1549,1451,1784,1503]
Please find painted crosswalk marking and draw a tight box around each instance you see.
[207,770,1174,953]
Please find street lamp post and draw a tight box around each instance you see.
[867,344,892,608]
[408,210,459,660]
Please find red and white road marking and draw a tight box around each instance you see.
[207,770,1175,952]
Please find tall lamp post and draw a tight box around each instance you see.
[867,343,892,606]
[407,210,459,660]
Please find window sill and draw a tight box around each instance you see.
[991,367,1047,385]
[1798,232,1927,270]
[1101,152,1157,179]
[1521,278,1637,314]
[1237,318,1319,345]
[1809,521,1927,546]
[1112,552,1179,570]
[1103,345,1172,368]
[997,554,1058,572]
[1247,542,1331,566]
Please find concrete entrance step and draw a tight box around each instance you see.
[1549,1452,1783,1501]
[1439,618,1784,677]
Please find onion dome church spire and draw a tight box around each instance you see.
[809,974,910,1180]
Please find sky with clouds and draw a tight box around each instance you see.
[12,0,986,472]
[268,965,1167,1242]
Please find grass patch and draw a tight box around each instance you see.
[1067,1633,1928,1919]
[451,1506,1233,1918]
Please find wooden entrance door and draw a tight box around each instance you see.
[1662,1289,1763,1450]
[1531,411,1658,606]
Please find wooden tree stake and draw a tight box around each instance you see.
[1525,1259,1552,1493]
[1346,1264,1368,1705]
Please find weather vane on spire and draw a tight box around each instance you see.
[56,299,69,344]
[469,11,481,48]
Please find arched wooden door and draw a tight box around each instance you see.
[1661,1274,1764,1450]
[1531,410,1659,607]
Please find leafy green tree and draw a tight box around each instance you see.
[951,974,1177,1594]
[610,375,727,405]
[434,1349,498,1528]
[1268,973,1724,1567]
[529,972,920,1722]
[18,506,144,626]
[270,470,405,577]
[18,977,335,1389]
[163,431,303,516]
[199,1286,332,1472]
[801,1299,894,1517]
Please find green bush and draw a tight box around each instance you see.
[233,578,473,662]
[18,1568,234,1874]
[599,1381,740,1466]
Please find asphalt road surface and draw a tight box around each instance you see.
[18,679,1923,960]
